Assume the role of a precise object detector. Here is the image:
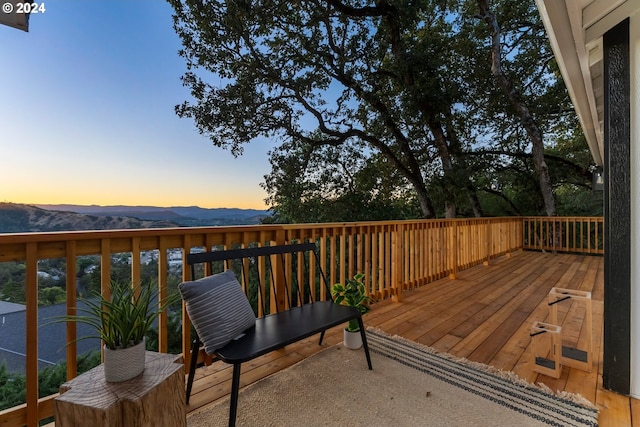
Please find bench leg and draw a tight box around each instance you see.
[186,339,201,403]
[357,317,373,370]
[228,363,242,427]
[318,330,326,345]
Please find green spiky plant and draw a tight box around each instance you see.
[331,273,371,332]
[53,280,179,350]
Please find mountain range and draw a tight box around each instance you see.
[0,203,270,233]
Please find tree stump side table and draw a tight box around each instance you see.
[55,352,186,427]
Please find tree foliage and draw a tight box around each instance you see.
[0,351,101,412]
[262,142,422,222]
[169,0,602,221]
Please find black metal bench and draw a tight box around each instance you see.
[184,242,372,427]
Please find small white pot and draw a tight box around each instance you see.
[103,339,146,382]
[343,328,363,350]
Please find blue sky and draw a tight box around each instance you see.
[1,1,273,209]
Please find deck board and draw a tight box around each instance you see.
[188,251,637,427]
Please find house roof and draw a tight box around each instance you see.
[0,302,100,374]
[0,1,30,31]
[0,301,26,315]
[535,0,640,166]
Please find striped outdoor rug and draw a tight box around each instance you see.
[188,329,598,427]
[367,328,598,427]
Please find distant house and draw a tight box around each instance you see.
[0,301,25,315]
[0,302,100,374]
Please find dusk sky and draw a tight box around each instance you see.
[1,1,274,209]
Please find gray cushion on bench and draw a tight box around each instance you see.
[179,269,256,354]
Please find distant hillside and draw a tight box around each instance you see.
[35,204,271,226]
[0,203,178,233]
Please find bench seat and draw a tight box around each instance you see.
[182,242,372,427]
[215,301,365,363]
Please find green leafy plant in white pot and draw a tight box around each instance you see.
[53,280,178,382]
[331,273,371,349]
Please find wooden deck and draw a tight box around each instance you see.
[187,251,639,426]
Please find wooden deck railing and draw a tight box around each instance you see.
[522,216,604,254]
[0,216,601,426]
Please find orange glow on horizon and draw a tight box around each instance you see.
[4,191,269,210]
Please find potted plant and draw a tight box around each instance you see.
[331,273,371,349]
[52,280,179,382]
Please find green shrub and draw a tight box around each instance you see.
[0,350,101,411]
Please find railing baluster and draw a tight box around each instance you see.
[25,242,38,427]
[339,227,346,286]
[100,239,111,305]
[65,241,78,380]
[181,234,192,374]
[158,237,169,353]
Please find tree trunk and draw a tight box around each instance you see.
[476,0,557,216]
[429,119,457,218]
[444,200,456,218]
[414,181,437,219]
[445,122,483,217]
[429,117,484,218]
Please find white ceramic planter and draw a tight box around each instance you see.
[103,339,146,382]
[343,328,363,350]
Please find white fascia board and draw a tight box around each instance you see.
[535,0,604,165]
